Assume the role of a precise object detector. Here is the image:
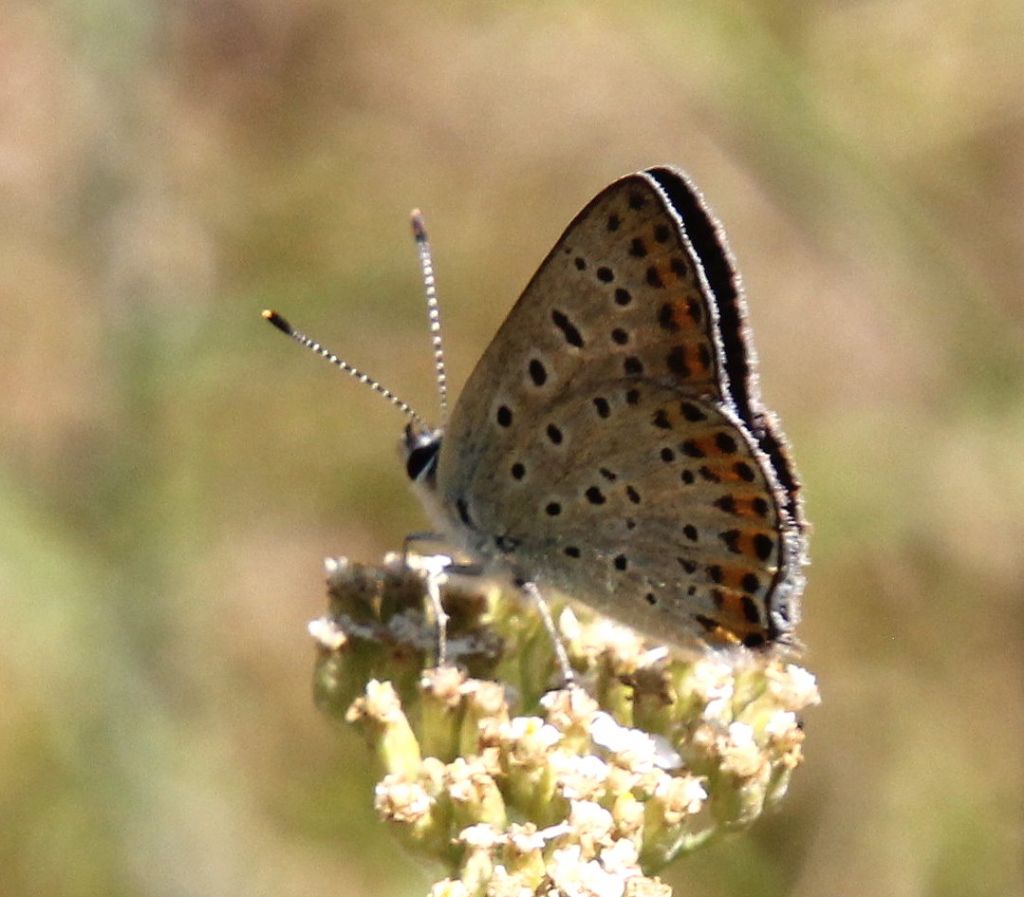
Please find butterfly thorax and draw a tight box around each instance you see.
[405,422,528,566]
[403,425,486,557]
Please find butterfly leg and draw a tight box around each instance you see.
[404,535,483,668]
[439,561,486,577]
[402,531,446,561]
[404,552,451,668]
[520,581,574,687]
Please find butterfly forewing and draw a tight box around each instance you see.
[450,174,728,416]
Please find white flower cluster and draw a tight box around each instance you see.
[317,557,820,897]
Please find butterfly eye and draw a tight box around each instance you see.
[405,439,441,482]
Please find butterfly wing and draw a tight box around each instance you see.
[434,167,804,646]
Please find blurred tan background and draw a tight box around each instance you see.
[2,1,1022,895]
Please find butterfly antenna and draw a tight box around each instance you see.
[262,309,428,430]
[410,210,449,424]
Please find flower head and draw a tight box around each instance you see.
[314,556,820,896]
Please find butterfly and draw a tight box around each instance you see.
[268,166,806,651]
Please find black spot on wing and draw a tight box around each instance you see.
[551,310,584,347]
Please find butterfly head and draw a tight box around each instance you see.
[403,423,443,486]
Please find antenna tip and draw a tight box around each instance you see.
[410,209,427,242]
[262,309,293,335]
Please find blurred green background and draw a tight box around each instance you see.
[3,1,1022,895]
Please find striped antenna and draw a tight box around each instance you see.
[262,309,427,430]
[410,210,449,424]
